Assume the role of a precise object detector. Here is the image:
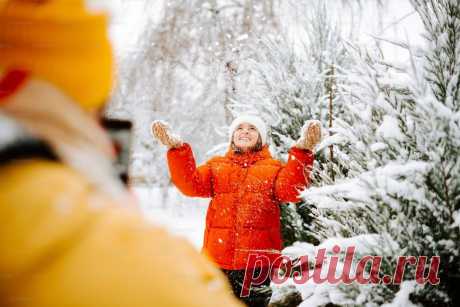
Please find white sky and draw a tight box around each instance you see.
[88,0,164,56]
[283,0,424,64]
[357,0,425,62]
[97,0,424,64]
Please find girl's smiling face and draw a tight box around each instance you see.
[232,122,260,152]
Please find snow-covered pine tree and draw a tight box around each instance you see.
[285,0,460,306]
[407,1,460,304]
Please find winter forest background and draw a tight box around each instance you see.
[92,0,459,306]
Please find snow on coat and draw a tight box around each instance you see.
[167,143,314,270]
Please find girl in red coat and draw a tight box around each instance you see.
[152,115,321,307]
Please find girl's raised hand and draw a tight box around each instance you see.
[151,120,183,149]
[295,120,322,152]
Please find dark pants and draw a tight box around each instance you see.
[221,267,272,307]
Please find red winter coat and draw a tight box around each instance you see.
[167,143,314,270]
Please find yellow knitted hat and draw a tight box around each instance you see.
[0,0,113,111]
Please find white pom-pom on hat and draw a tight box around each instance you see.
[229,114,268,145]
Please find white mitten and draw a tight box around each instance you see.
[151,120,183,149]
[295,119,322,152]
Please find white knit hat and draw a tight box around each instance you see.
[229,115,267,145]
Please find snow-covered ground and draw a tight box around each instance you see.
[133,186,208,249]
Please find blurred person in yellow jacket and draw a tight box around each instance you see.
[0,1,243,307]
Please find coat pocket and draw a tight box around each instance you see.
[206,228,233,264]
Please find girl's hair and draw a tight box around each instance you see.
[231,134,263,154]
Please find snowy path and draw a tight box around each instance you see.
[134,186,208,249]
